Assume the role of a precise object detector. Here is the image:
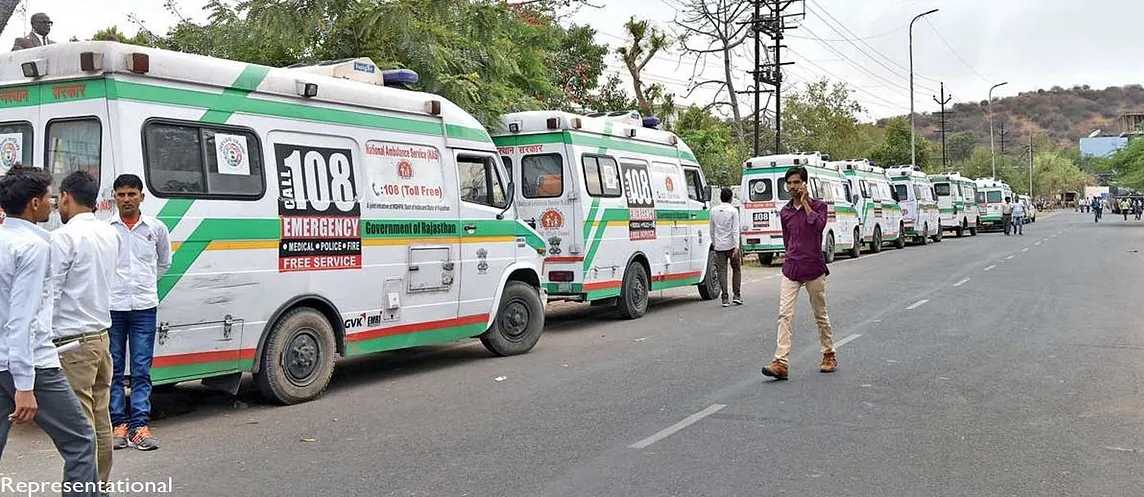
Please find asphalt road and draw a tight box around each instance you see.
[4,211,1143,497]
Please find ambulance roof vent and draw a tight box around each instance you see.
[587,110,643,127]
[285,57,385,86]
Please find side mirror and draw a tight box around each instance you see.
[701,187,712,202]
[891,191,900,202]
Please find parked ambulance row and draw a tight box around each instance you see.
[738,152,1016,265]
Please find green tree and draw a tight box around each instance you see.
[780,79,871,159]
[616,17,668,116]
[585,73,637,113]
[0,0,19,39]
[675,105,747,186]
[946,131,977,164]
[1110,138,1144,190]
[868,117,932,170]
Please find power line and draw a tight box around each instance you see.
[786,24,906,43]
[805,0,941,86]
[923,18,991,83]
[798,25,914,94]
[786,47,910,112]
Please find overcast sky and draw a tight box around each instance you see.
[3,0,1140,121]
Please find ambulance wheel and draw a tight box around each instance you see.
[760,253,775,266]
[824,232,837,264]
[895,223,906,249]
[955,221,965,238]
[848,228,862,258]
[919,224,931,245]
[870,226,883,253]
[617,262,650,319]
[933,223,943,243]
[480,281,545,356]
[697,251,721,301]
[255,307,336,405]
[970,219,979,236]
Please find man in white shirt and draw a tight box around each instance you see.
[52,171,120,486]
[108,174,170,452]
[1010,198,1025,236]
[0,165,99,496]
[709,188,742,307]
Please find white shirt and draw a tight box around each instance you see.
[0,218,60,391]
[709,203,741,252]
[110,215,172,311]
[1011,202,1025,217]
[50,213,120,338]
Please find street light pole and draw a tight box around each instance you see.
[909,8,939,168]
[988,81,1009,178]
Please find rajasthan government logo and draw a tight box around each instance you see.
[218,136,245,171]
[540,208,564,229]
[397,160,414,179]
[664,176,675,192]
[0,136,20,171]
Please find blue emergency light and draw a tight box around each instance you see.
[642,116,661,129]
[382,69,419,87]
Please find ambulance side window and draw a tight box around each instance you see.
[501,156,513,182]
[582,155,621,197]
[458,154,507,208]
[749,179,773,201]
[895,184,909,201]
[683,168,703,201]
[843,183,853,203]
[858,179,869,198]
[46,118,101,189]
[143,120,264,199]
[521,153,563,199]
[777,178,791,200]
[0,121,34,171]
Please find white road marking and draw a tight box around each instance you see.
[630,404,726,449]
[834,333,862,348]
[1006,255,1015,260]
[1034,241,1042,246]
[906,299,929,310]
[984,265,997,272]
[953,278,970,287]
[1022,248,1029,252]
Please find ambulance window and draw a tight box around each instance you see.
[458,154,507,208]
[683,168,702,201]
[934,183,951,196]
[521,153,563,199]
[843,183,853,203]
[858,180,869,198]
[976,191,985,203]
[45,118,101,189]
[776,178,791,200]
[501,156,513,182]
[143,121,264,199]
[895,184,909,200]
[986,190,1002,203]
[582,155,621,197]
[748,179,772,201]
[809,178,821,198]
[0,122,33,173]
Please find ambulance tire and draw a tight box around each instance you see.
[955,221,965,238]
[848,228,861,258]
[823,232,836,264]
[970,218,980,236]
[760,253,775,266]
[933,223,943,243]
[255,307,337,405]
[617,262,650,320]
[480,281,545,357]
[895,223,906,249]
[870,226,883,254]
[697,251,721,301]
[919,224,931,245]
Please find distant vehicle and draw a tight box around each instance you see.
[975,178,1014,231]
[928,172,979,237]
[1018,195,1036,223]
[887,166,940,245]
[739,152,859,265]
[837,159,905,253]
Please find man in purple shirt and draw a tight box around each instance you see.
[761,166,837,380]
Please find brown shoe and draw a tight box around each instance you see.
[820,352,838,373]
[761,360,788,379]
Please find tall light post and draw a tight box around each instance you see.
[988,81,1009,178]
[909,8,939,168]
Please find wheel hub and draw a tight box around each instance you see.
[285,331,320,384]
[501,300,531,340]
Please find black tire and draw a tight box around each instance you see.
[824,232,836,263]
[870,226,883,253]
[255,307,337,405]
[919,223,931,245]
[760,253,775,266]
[955,220,965,238]
[895,223,906,249]
[849,228,862,258]
[616,261,650,319]
[480,281,545,356]
[933,223,943,243]
[970,218,979,236]
[697,251,721,301]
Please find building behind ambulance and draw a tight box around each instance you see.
[0,43,549,404]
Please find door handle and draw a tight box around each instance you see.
[464,224,476,231]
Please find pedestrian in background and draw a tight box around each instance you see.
[1121,198,1130,221]
[1134,199,1141,221]
[1010,197,1025,236]
[51,171,120,486]
[1002,197,1013,235]
[108,174,170,452]
[0,165,100,496]
[709,188,742,307]
[761,166,836,380]
[1092,197,1102,223]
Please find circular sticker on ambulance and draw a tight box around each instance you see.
[540,209,564,229]
[664,176,675,192]
[1,135,21,171]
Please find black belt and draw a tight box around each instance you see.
[52,330,108,347]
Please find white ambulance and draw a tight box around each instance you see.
[837,159,905,253]
[739,153,859,265]
[974,177,1013,231]
[492,111,720,319]
[928,172,980,237]
[0,42,549,404]
[886,166,941,245]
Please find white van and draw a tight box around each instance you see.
[975,178,1014,231]
[928,172,980,237]
[0,43,548,404]
[886,166,941,245]
[492,111,719,319]
[739,153,859,265]
[837,159,905,253]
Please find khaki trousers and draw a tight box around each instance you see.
[774,275,834,365]
[59,333,114,485]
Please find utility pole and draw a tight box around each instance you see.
[745,0,800,155]
[932,82,951,169]
[1028,133,1034,198]
[998,121,1009,156]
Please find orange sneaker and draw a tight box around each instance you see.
[113,424,129,450]
[761,360,789,379]
[130,426,160,451]
[820,352,838,373]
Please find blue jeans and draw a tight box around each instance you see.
[110,308,157,430]
[1012,216,1023,234]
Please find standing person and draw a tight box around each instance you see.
[1092,197,1102,223]
[1010,197,1025,236]
[1121,198,1130,221]
[1134,199,1142,221]
[761,167,836,380]
[709,188,742,307]
[1001,197,1013,235]
[108,174,170,452]
[0,165,100,497]
[51,171,120,487]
